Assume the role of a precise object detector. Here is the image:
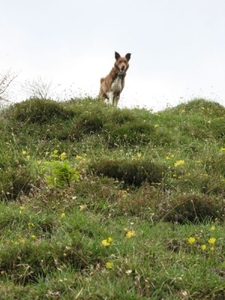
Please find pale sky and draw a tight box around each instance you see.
[1,0,225,111]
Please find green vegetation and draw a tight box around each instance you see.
[0,97,225,299]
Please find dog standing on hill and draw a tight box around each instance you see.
[99,51,131,107]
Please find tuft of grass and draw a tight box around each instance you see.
[89,157,165,186]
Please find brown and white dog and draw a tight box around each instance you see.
[99,51,131,107]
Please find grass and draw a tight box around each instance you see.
[0,97,225,299]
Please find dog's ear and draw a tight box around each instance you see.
[115,51,121,60]
[125,53,131,61]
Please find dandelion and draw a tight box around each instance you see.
[210,225,215,231]
[22,150,27,155]
[208,237,216,245]
[210,247,215,251]
[174,160,185,167]
[19,206,25,212]
[101,237,113,247]
[30,235,36,239]
[187,237,196,245]
[221,147,225,151]
[105,262,113,269]
[201,244,207,250]
[61,212,66,218]
[126,230,136,238]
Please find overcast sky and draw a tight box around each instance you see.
[1,0,225,111]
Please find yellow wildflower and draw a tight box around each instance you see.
[210,225,215,231]
[201,244,206,250]
[61,212,66,218]
[19,238,25,244]
[208,237,216,245]
[187,237,195,245]
[31,235,36,239]
[22,150,27,155]
[174,160,185,167]
[105,262,113,269]
[125,230,136,238]
[107,237,113,243]
[221,147,225,151]
[101,237,113,247]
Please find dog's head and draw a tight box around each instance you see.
[114,51,131,74]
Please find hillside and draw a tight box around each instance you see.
[0,97,225,299]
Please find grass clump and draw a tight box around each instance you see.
[0,97,225,299]
[90,157,165,186]
[7,98,75,123]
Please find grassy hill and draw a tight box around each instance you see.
[0,97,225,299]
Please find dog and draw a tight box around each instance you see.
[99,51,131,107]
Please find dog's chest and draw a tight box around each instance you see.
[111,76,123,92]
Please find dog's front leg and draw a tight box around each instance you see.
[106,92,114,105]
[113,95,120,107]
